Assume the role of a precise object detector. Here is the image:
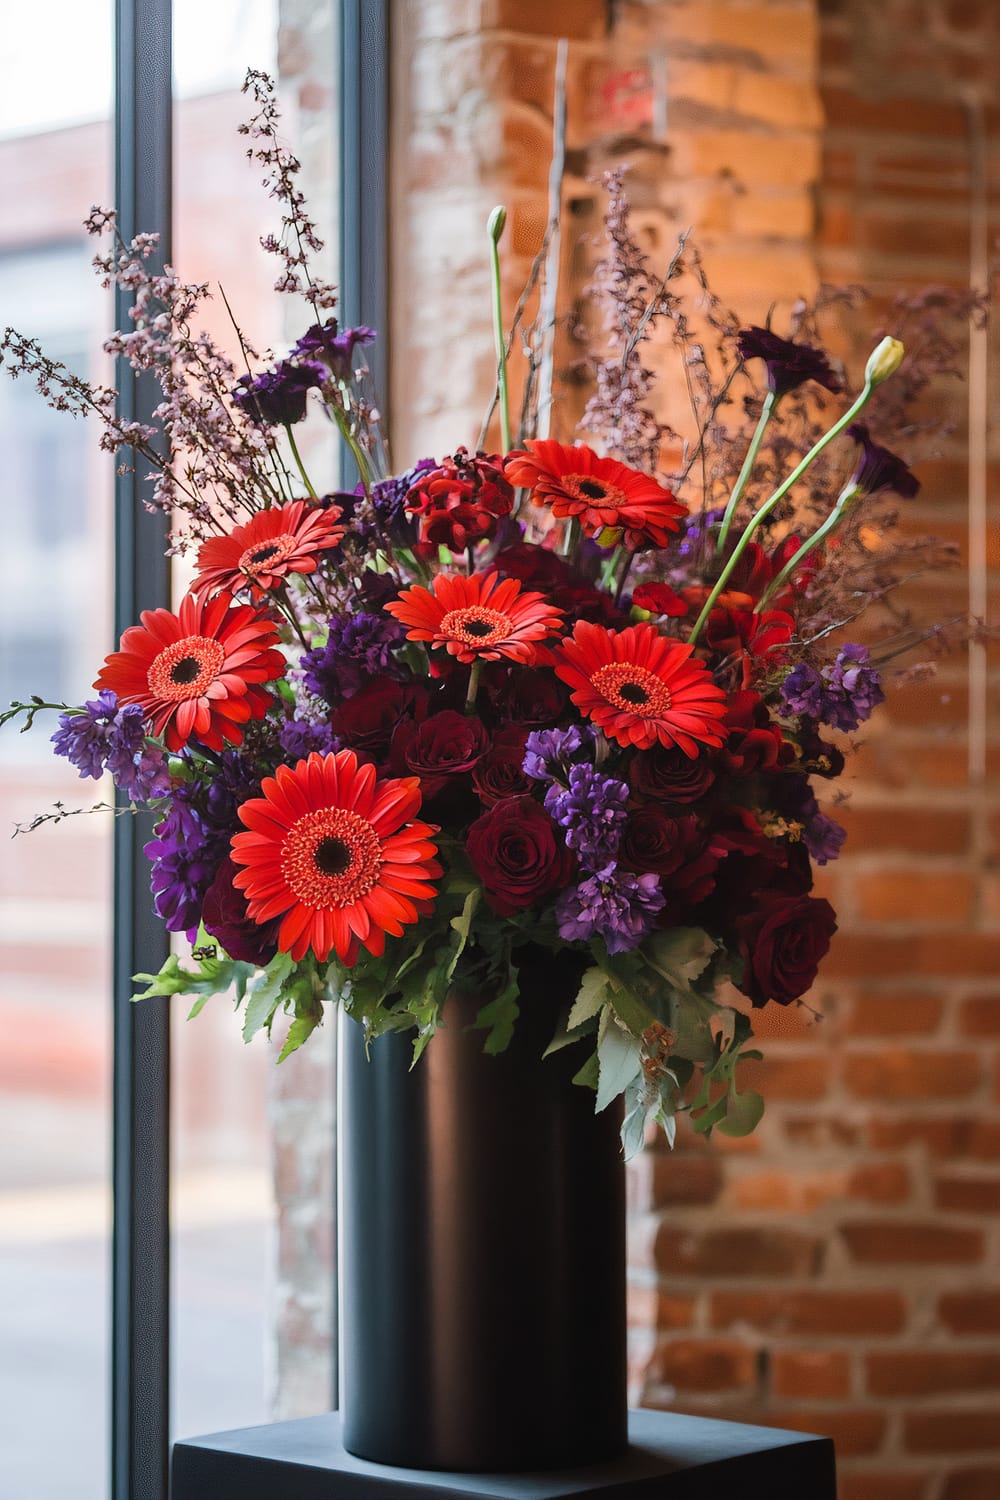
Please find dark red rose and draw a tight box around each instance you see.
[620,806,697,876]
[491,667,568,727]
[202,856,279,966]
[396,709,490,799]
[466,795,574,916]
[735,892,838,1008]
[472,742,534,806]
[629,743,716,804]
[331,677,426,756]
[495,542,573,591]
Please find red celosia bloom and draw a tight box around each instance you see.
[193,500,344,600]
[503,439,687,549]
[554,620,727,755]
[384,570,564,665]
[94,592,285,752]
[230,750,442,966]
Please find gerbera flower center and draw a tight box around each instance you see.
[438,605,513,648]
[238,532,297,578]
[564,473,626,509]
[147,635,226,702]
[590,662,673,719]
[281,806,383,909]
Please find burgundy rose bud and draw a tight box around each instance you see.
[202,856,279,966]
[735,892,838,1008]
[466,795,574,916]
[471,742,534,806]
[619,806,699,877]
[491,667,568,727]
[330,678,426,756]
[401,709,490,799]
[628,744,716,804]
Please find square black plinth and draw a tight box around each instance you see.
[171,1408,836,1500]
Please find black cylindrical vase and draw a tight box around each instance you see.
[338,948,628,1472]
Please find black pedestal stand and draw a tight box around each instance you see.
[171,1408,836,1499]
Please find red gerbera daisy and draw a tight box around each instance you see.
[230,750,442,966]
[193,500,344,600]
[503,439,687,549]
[554,620,728,756]
[384,570,563,665]
[94,591,285,753]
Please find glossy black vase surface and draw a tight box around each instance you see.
[338,947,628,1472]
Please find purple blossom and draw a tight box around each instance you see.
[675,506,725,560]
[777,776,847,866]
[293,322,375,381]
[846,424,920,500]
[523,725,594,783]
[779,663,824,720]
[555,866,666,955]
[544,765,629,869]
[145,790,226,938]
[737,326,841,397]
[52,691,171,804]
[232,359,325,426]
[279,717,336,761]
[335,459,436,546]
[821,644,885,732]
[301,612,405,705]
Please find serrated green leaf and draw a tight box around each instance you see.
[716,1088,765,1137]
[568,967,610,1031]
[446,887,480,983]
[596,1005,643,1113]
[474,968,520,1055]
[277,1010,320,1062]
[133,954,191,999]
[243,950,295,1042]
[572,1050,599,1089]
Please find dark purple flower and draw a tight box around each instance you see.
[776,776,847,866]
[51,691,119,779]
[278,717,336,761]
[293,322,375,381]
[555,865,666,954]
[544,765,629,869]
[737,326,841,397]
[334,459,436,547]
[821,643,885,732]
[52,690,171,803]
[676,506,725,558]
[232,359,326,426]
[779,662,824,720]
[522,725,594,783]
[144,790,226,938]
[301,612,405,706]
[845,424,920,499]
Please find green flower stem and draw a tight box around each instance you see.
[465,657,484,714]
[754,485,861,613]
[714,389,778,557]
[600,544,623,592]
[284,424,319,499]
[615,547,637,606]
[331,408,373,497]
[688,380,875,646]
[488,206,512,453]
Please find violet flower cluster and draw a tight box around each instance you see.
[302,612,406,705]
[52,691,172,804]
[779,644,885,733]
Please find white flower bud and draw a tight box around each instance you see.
[865,336,904,386]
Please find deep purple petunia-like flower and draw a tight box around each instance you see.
[555,865,666,955]
[293,321,376,381]
[278,717,336,761]
[52,690,172,803]
[845,424,920,500]
[145,789,226,938]
[301,612,405,706]
[544,765,629,870]
[523,724,594,783]
[737,327,841,398]
[821,643,885,732]
[232,359,326,426]
[51,691,119,779]
[779,662,824,720]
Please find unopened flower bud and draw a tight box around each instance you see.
[864,336,904,386]
[487,205,507,244]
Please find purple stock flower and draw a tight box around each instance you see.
[821,644,885,732]
[334,459,436,547]
[301,612,405,706]
[279,717,336,761]
[293,321,376,380]
[555,865,666,955]
[845,424,920,499]
[51,691,119,779]
[52,690,171,803]
[778,776,847,866]
[145,790,226,938]
[779,663,824,720]
[544,765,629,869]
[522,725,593,782]
[737,326,842,397]
[232,359,325,426]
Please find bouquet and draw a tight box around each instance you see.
[2,72,969,1157]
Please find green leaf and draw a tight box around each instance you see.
[716,1088,765,1137]
[277,1010,320,1062]
[644,927,716,994]
[596,1004,643,1113]
[572,1050,599,1089]
[568,967,611,1031]
[446,887,480,983]
[473,967,520,1055]
[133,950,256,1008]
[243,950,296,1043]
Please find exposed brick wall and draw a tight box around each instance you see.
[384,2,1000,1496]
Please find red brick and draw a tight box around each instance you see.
[737,1053,831,1101]
[711,1290,907,1336]
[838,1475,927,1500]
[656,1226,825,1279]
[651,1337,758,1393]
[821,86,966,139]
[846,991,945,1036]
[959,995,1000,1036]
[934,1174,1000,1214]
[771,1350,851,1400]
[868,1115,1000,1158]
[943,1470,1000,1500]
[850,1161,913,1204]
[841,1220,984,1264]
[761,1408,886,1457]
[855,871,977,924]
[649,1153,724,1207]
[825,933,1000,980]
[905,1409,1000,1452]
[939,1291,1000,1335]
[845,1048,982,1101]
[867,1350,1000,1396]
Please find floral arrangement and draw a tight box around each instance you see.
[3,73,974,1155]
